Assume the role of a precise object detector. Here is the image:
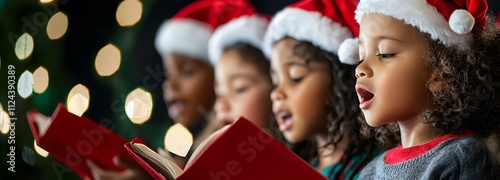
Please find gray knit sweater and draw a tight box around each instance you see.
[359,136,500,179]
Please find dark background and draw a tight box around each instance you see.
[0,0,497,179]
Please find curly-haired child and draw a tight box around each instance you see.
[351,0,500,179]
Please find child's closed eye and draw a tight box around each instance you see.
[290,76,304,83]
[234,86,249,94]
[376,53,396,59]
[181,66,195,77]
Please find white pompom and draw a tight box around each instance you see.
[449,9,475,35]
[338,38,359,65]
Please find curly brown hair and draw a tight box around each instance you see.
[275,37,400,179]
[420,16,500,138]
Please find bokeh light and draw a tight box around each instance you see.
[33,66,49,94]
[39,0,54,3]
[66,84,90,117]
[125,88,153,124]
[46,12,69,40]
[34,140,49,157]
[0,111,10,134]
[95,44,121,77]
[164,123,193,157]
[18,70,34,98]
[116,0,143,27]
[15,33,34,60]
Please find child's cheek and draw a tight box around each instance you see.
[239,90,272,128]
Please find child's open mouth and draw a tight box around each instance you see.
[218,118,234,127]
[275,110,293,131]
[356,84,375,110]
[167,100,184,119]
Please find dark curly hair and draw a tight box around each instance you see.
[419,16,500,138]
[274,37,400,179]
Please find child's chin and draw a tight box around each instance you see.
[283,132,302,144]
[365,118,387,127]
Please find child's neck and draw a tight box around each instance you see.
[398,116,443,148]
[315,133,348,171]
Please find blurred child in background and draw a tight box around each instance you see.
[208,8,273,130]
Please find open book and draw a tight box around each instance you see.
[125,117,327,180]
[125,139,182,180]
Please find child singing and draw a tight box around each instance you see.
[208,8,273,130]
[351,0,500,179]
[264,0,391,179]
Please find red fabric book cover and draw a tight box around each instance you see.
[26,103,137,179]
[126,117,327,180]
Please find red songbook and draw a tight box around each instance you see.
[126,117,327,180]
[26,103,137,179]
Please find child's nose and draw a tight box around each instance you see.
[270,84,286,101]
[355,60,372,79]
[214,97,229,113]
[164,76,180,91]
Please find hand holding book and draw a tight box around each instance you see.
[126,118,327,180]
[26,103,144,180]
[86,156,152,180]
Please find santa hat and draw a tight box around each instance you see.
[263,0,360,65]
[355,0,488,48]
[155,0,254,64]
[208,2,269,65]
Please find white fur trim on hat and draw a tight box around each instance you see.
[338,38,359,65]
[208,15,268,65]
[155,19,212,62]
[355,0,472,48]
[263,8,352,58]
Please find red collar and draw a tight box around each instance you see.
[384,132,474,164]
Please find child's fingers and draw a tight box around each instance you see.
[113,156,138,170]
[32,112,51,135]
[112,156,154,180]
[86,160,108,179]
[86,159,103,173]
[87,159,122,180]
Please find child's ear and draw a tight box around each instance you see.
[427,70,446,93]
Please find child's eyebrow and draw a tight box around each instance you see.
[228,73,258,82]
[284,60,307,67]
[377,35,404,44]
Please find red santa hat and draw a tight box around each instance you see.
[355,0,488,49]
[263,0,360,65]
[208,1,269,65]
[155,0,254,64]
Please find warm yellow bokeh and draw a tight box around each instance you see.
[116,0,143,27]
[40,0,54,4]
[164,123,193,157]
[47,12,69,40]
[125,88,153,124]
[95,44,121,77]
[33,66,49,94]
[34,140,49,157]
[67,84,90,117]
[0,111,10,134]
